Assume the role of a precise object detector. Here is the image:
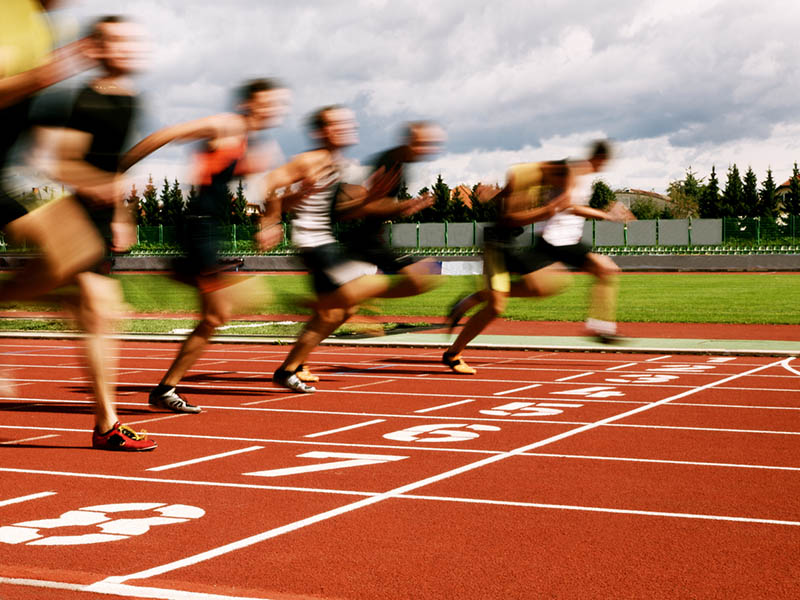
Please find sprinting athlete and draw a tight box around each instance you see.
[120,79,289,413]
[48,16,156,450]
[269,105,417,392]
[444,140,622,374]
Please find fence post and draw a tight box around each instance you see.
[687,217,692,247]
[444,221,448,247]
[472,220,476,246]
[232,223,237,251]
[388,222,393,247]
[158,224,163,244]
[416,222,420,249]
[136,224,140,245]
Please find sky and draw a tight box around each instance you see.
[49,0,800,196]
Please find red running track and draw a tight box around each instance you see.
[0,338,799,599]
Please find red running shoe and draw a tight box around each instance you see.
[92,422,157,451]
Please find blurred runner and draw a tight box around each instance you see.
[121,78,289,413]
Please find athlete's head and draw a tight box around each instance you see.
[88,16,148,75]
[403,121,446,161]
[587,139,612,172]
[307,105,358,149]
[237,78,290,130]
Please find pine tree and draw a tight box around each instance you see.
[231,179,248,225]
[140,175,160,225]
[698,166,720,218]
[160,177,184,225]
[787,162,800,216]
[759,168,778,219]
[742,166,759,218]
[720,164,744,217]
[126,183,143,224]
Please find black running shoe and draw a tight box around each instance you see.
[272,368,316,393]
[149,387,202,414]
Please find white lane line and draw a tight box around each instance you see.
[147,446,264,472]
[527,452,800,472]
[241,393,309,406]
[0,491,56,507]
[493,383,541,396]
[128,414,188,426]
[555,372,594,382]
[340,379,396,390]
[606,362,638,371]
[97,357,789,586]
[414,399,475,414]
[780,357,800,377]
[645,355,672,362]
[304,419,385,439]
[0,434,59,445]
[399,494,800,527]
[0,577,270,600]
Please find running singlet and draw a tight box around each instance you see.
[291,159,364,249]
[189,137,248,219]
[66,86,137,233]
[542,165,591,247]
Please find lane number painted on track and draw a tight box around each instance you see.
[0,502,204,546]
[245,451,408,477]
[384,423,501,443]
[480,401,583,417]
[551,386,625,398]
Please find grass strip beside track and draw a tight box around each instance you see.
[0,272,798,325]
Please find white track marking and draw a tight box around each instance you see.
[0,491,56,508]
[147,446,264,472]
[526,452,800,471]
[0,577,269,600]
[645,355,672,362]
[555,372,594,382]
[414,399,475,414]
[96,357,788,585]
[606,362,638,371]
[398,494,800,527]
[304,419,385,439]
[128,414,188,426]
[0,434,59,445]
[780,357,800,377]
[241,394,310,406]
[340,379,396,390]
[493,383,541,396]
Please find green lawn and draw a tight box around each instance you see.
[0,272,798,326]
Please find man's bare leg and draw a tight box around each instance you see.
[582,253,621,340]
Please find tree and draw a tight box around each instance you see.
[589,179,615,210]
[720,164,744,217]
[787,162,800,216]
[741,166,759,218]
[230,179,248,225]
[759,168,778,219]
[698,166,720,218]
[630,197,664,221]
[140,175,160,225]
[126,183,143,223]
[160,178,185,225]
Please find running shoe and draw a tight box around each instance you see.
[92,422,157,451]
[273,368,316,393]
[295,364,320,383]
[149,386,202,414]
[590,331,627,345]
[442,351,477,375]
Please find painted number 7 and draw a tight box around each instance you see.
[244,451,408,478]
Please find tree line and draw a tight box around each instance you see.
[126,163,800,226]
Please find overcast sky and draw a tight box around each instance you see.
[51,0,800,195]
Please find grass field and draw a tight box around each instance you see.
[0,272,798,333]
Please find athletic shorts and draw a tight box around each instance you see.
[483,241,553,293]
[346,242,416,275]
[533,236,593,269]
[300,243,376,295]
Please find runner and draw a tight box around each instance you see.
[48,16,156,449]
[268,105,417,393]
[120,78,289,413]
[442,160,573,374]
[445,140,623,374]
[293,120,445,381]
[0,0,104,301]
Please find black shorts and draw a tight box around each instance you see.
[533,236,592,269]
[301,243,374,295]
[346,242,416,274]
[483,241,554,292]
[0,100,33,228]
